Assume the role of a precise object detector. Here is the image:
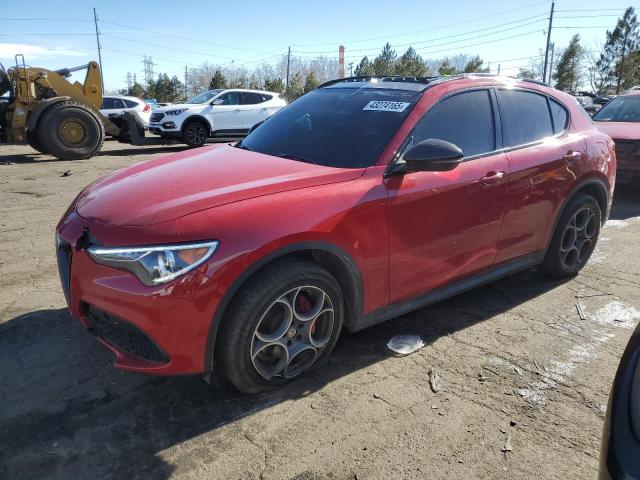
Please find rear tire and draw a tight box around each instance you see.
[37,100,104,160]
[218,259,344,394]
[541,193,601,278]
[182,120,209,147]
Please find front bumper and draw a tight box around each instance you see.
[56,212,220,375]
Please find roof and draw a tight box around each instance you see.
[318,74,549,92]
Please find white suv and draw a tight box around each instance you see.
[148,89,286,146]
[100,95,152,127]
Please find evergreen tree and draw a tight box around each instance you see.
[598,7,640,93]
[463,55,489,73]
[264,77,285,93]
[372,43,397,75]
[209,70,226,89]
[354,56,375,76]
[393,47,428,76]
[285,72,304,102]
[553,34,584,91]
[438,59,457,75]
[303,71,320,93]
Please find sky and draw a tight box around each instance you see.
[0,0,631,92]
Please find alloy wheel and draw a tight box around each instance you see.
[559,206,598,270]
[250,285,335,380]
[186,124,207,145]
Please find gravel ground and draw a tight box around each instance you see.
[1,141,639,480]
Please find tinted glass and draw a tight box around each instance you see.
[592,95,640,122]
[101,98,119,109]
[216,92,240,105]
[242,92,264,105]
[240,87,420,168]
[261,94,273,101]
[123,99,139,108]
[549,98,568,133]
[186,89,223,104]
[499,90,553,147]
[410,90,495,157]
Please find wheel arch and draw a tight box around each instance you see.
[25,96,71,133]
[204,241,364,372]
[181,115,212,136]
[545,176,610,252]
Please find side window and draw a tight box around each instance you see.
[498,90,554,147]
[410,89,495,158]
[549,98,568,133]
[261,94,273,102]
[101,98,117,109]
[123,99,139,108]
[242,92,263,105]
[215,92,240,105]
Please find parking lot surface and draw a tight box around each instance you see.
[1,142,639,479]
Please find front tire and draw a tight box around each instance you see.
[182,120,209,147]
[541,193,601,277]
[37,100,104,160]
[219,259,344,394]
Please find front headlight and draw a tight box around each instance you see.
[166,108,188,116]
[87,241,218,286]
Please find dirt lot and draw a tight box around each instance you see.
[1,141,639,480]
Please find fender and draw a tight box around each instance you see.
[25,96,71,132]
[544,176,610,252]
[181,114,213,135]
[203,241,364,372]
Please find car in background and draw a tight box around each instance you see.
[148,88,286,147]
[143,98,158,110]
[599,321,640,479]
[575,95,599,115]
[593,91,640,183]
[100,95,152,127]
[56,75,615,393]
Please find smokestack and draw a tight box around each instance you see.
[338,45,345,78]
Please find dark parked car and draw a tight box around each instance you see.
[56,75,615,393]
[599,321,640,479]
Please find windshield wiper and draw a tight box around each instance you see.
[235,142,254,151]
[275,153,317,165]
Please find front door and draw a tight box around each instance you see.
[385,88,509,304]
[207,91,243,132]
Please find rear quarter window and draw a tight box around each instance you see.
[123,99,139,108]
[498,90,554,147]
[549,98,569,133]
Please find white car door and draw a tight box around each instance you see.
[239,92,274,129]
[207,91,243,132]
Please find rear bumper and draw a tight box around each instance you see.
[55,213,220,375]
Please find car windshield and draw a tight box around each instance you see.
[186,89,223,104]
[239,87,421,168]
[592,95,640,122]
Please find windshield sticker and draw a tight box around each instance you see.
[363,101,411,112]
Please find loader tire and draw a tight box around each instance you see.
[37,100,104,160]
[27,131,49,155]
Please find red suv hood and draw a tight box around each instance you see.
[594,121,640,141]
[76,144,364,226]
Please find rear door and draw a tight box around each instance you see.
[240,92,271,129]
[385,88,510,304]
[494,89,586,263]
[207,91,242,132]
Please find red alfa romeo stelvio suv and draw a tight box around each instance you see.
[56,75,616,393]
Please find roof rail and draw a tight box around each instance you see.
[318,75,439,88]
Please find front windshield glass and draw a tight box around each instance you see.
[186,89,223,104]
[592,95,640,122]
[240,87,421,168]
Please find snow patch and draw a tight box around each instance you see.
[594,301,640,329]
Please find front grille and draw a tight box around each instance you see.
[56,240,72,305]
[150,112,164,123]
[86,305,168,363]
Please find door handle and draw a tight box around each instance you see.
[563,150,583,162]
[479,171,506,184]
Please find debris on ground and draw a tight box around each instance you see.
[501,433,513,452]
[61,170,72,177]
[386,335,425,355]
[576,300,587,320]
[478,373,488,382]
[429,369,441,393]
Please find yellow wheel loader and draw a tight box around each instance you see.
[0,55,150,160]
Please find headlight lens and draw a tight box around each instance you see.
[87,241,218,286]
[166,108,188,116]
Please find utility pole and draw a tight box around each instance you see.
[93,8,104,91]
[497,64,501,75]
[548,42,555,84]
[542,1,555,84]
[126,72,132,91]
[184,66,188,100]
[285,46,291,90]
[348,62,353,76]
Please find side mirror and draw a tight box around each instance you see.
[212,98,224,105]
[391,139,464,174]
